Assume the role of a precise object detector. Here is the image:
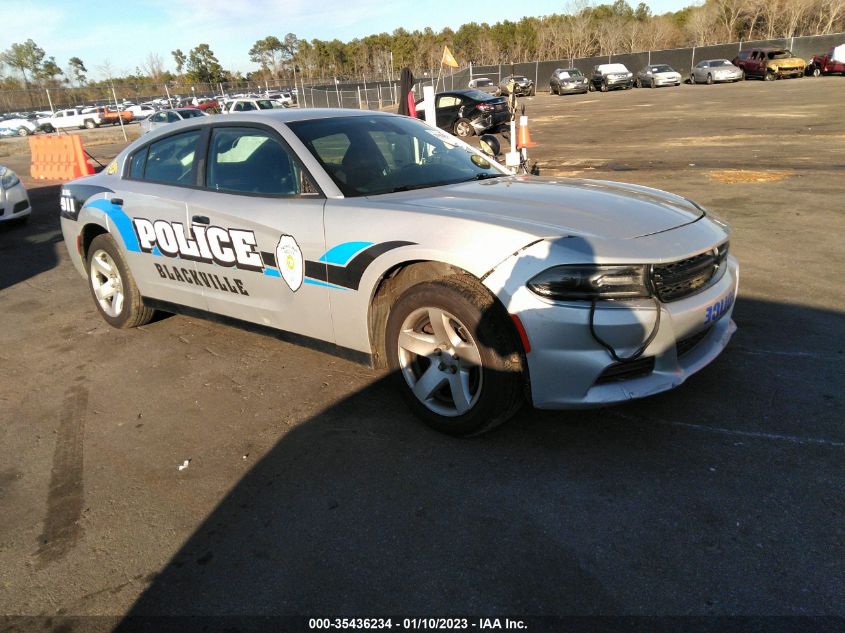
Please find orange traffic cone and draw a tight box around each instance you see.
[517,115,537,149]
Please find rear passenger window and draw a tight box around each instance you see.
[143,130,200,185]
[128,147,147,179]
[206,127,301,196]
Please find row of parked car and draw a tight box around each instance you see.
[470,45,843,99]
[0,90,299,139]
[419,45,842,140]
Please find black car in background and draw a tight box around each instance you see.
[415,89,509,137]
[497,75,535,96]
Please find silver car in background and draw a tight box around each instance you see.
[549,68,589,95]
[0,165,31,223]
[58,109,738,436]
[140,107,207,134]
[467,78,498,94]
[691,59,744,84]
[636,64,682,88]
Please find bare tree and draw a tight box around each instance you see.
[143,52,165,83]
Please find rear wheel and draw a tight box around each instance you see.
[16,127,29,137]
[600,81,608,92]
[84,119,96,129]
[690,74,696,84]
[765,71,776,81]
[87,234,154,329]
[385,277,524,436]
[811,67,821,77]
[706,73,713,85]
[453,118,474,138]
[635,78,642,88]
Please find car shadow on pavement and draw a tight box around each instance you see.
[106,294,844,630]
[0,183,62,291]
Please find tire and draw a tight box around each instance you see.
[528,87,535,96]
[690,74,696,84]
[16,127,29,137]
[765,71,775,81]
[706,73,713,85]
[84,119,96,129]
[635,78,642,88]
[588,82,595,92]
[811,67,821,77]
[87,234,154,329]
[453,118,474,138]
[600,81,608,92]
[650,79,657,88]
[385,276,525,436]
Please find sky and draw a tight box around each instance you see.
[0,0,691,80]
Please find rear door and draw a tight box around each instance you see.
[187,124,333,342]
[435,95,463,131]
[112,128,205,308]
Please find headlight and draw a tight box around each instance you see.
[528,264,650,300]
[0,166,20,189]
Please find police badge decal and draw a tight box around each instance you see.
[276,234,304,292]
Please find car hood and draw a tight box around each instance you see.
[374,177,705,240]
[655,72,681,78]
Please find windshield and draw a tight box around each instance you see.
[710,60,731,67]
[651,65,673,73]
[768,50,792,59]
[288,115,507,197]
[475,80,493,86]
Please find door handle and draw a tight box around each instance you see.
[111,197,123,206]
[192,215,210,225]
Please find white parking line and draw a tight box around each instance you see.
[611,412,844,447]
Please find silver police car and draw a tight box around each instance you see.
[59,109,738,436]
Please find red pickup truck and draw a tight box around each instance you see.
[807,46,845,76]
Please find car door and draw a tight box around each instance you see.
[435,95,463,132]
[187,124,333,342]
[113,128,205,308]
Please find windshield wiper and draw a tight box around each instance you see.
[463,172,506,182]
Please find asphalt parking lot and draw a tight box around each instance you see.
[1,78,843,630]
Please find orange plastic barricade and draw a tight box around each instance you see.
[29,135,95,181]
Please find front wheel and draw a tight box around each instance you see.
[635,78,642,88]
[811,67,821,77]
[690,74,696,84]
[706,73,713,85]
[765,71,776,81]
[385,277,525,436]
[16,127,29,137]
[600,82,608,92]
[87,234,155,329]
[84,119,96,129]
[453,118,474,138]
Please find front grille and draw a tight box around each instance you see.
[13,200,28,213]
[651,242,729,302]
[677,326,713,358]
[595,356,655,384]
